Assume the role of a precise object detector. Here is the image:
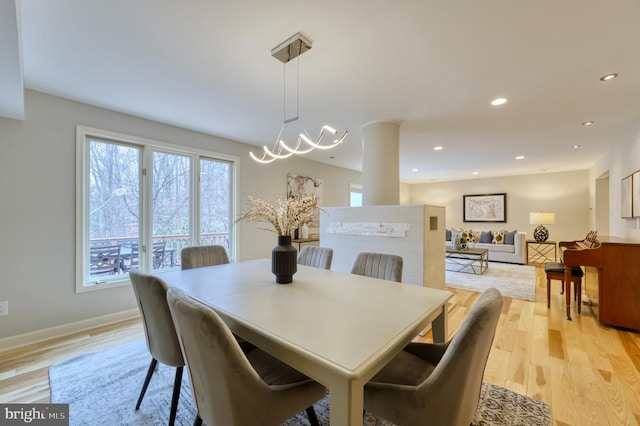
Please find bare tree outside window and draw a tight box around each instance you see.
[89,140,140,244]
[200,159,231,246]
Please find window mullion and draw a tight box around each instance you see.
[141,149,153,271]
[192,155,201,248]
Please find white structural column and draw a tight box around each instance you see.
[361,121,400,206]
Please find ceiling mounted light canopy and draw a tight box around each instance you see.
[250,32,348,164]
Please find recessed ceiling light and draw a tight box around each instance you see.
[411,168,419,172]
[572,145,581,149]
[582,121,594,126]
[472,171,480,175]
[600,73,618,81]
[491,97,508,106]
[433,146,443,151]
[515,155,525,160]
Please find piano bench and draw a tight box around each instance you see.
[544,262,583,315]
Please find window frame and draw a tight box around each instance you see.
[75,125,238,293]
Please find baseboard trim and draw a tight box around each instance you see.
[0,309,140,351]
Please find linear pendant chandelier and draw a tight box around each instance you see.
[250,32,348,164]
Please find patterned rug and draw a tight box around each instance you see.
[446,261,536,301]
[50,339,551,425]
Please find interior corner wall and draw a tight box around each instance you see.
[407,170,590,243]
[589,121,640,241]
[0,90,361,340]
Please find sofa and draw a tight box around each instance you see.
[446,228,527,265]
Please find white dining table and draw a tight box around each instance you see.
[159,258,452,425]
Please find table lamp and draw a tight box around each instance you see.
[529,212,555,242]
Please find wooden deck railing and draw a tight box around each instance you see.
[90,232,229,269]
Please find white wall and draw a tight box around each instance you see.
[589,122,640,241]
[408,170,590,244]
[0,90,361,340]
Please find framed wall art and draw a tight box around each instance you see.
[463,193,507,223]
[633,171,640,218]
[621,175,632,219]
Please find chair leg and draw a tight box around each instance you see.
[136,358,158,410]
[193,415,203,426]
[561,281,565,294]
[168,366,184,426]
[546,277,551,308]
[305,406,320,426]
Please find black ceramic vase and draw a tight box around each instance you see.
[272,235,297,284]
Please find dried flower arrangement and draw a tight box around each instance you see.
[235,195,318,237]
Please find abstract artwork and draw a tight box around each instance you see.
[287,173,323,226]
[463,193,507,223]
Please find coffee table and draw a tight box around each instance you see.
[445,247,489,275]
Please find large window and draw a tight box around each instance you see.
[76,126,236,291]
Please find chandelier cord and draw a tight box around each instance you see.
[282,58,300,125]
[282,63,286,123]
[296,58,300,123]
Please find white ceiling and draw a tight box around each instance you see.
[5,0,640,182]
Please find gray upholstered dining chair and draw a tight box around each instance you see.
[363,288,503,426]
[350,252,403,282]
[181,245,230,270]
[129,270,184,426]
[297,246,333,270]
[166,287,325,426]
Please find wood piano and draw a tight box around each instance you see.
[560,233,640,329]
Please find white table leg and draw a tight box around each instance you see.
[431,304,448,343]
[329,379,364,426]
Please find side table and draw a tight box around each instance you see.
[526,240,557,264]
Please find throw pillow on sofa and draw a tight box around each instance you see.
[460,229,477,243]
[479,230,493,243]
[504,229,517,245]
[492,230,505,244]
[449,229,460,248]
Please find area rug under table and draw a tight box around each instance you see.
[50,339,550,425]
[446,261,536,301]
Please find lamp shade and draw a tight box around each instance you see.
[529,212,555,225]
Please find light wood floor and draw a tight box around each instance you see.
[1,265,639,425]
